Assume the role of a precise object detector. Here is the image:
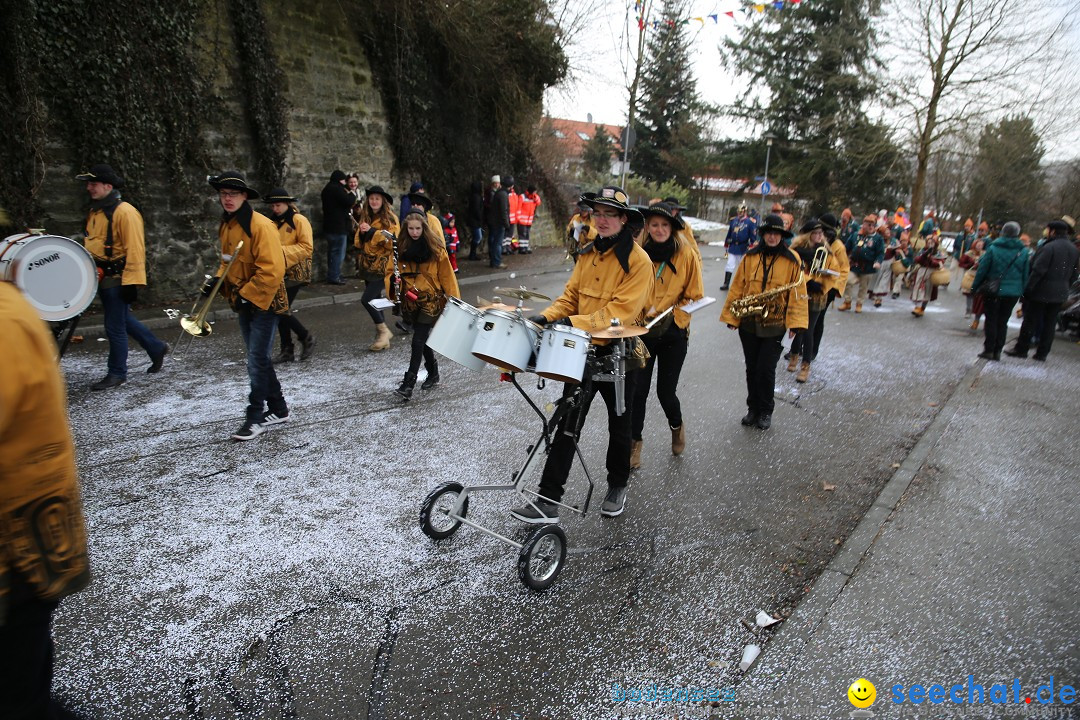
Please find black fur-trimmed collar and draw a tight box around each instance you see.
[221,201,255,239]
[595,225,636,273]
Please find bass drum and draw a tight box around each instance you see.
[0,233,99,321]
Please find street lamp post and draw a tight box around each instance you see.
[758,133,776,220]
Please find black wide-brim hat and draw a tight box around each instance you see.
[583,186,642,223]
[209,171,260,199]
[263,187,297,203]
[642,202,684,231]
[759,213,794,239]
[365,185,394,205]
[799,217,822,234]
[1046,219,1070,233]
[819,213,838,232]
[76,163,124,188]
[407,192,433,212]
[662,196,687,211]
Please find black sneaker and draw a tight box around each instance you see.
[510,500,560,524]
[231,422,264,441]
[147,343,170,373]
[755,414,772,430]
[600,487,627,517]
[91,375,126,391]
[272,347,295,364]
[740,411,759,426]
[261,411,291,426]
[421,371,440,390]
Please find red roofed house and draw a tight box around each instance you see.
[543,116,624,174]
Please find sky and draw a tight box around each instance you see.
[544,0,1080,161]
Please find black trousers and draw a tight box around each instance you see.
[0,594,58,720]
[538,372,638,503]
[361,278,385,324]
[277,285,310,348]
[811,303,830,363]
[738,328,784,416]
[1015,299,1063,358]
[630,323,688,440]
[406,321,436,377]
[789,308,821,363]
[982,295,1019,357]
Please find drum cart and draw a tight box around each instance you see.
[419,312,636,591]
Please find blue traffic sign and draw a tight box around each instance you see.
[760,181,772,196]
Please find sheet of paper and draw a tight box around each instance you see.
[369,297,395,310]
[679,296,717,314]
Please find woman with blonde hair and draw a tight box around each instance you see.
[264,188,315,363]
[386,211,460,399]
[354,186,400,350]
[788,218,841,382]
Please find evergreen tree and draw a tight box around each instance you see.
[632,0,706,187]
[966,116,1045,227]
[721,0,901,213]
[582,125,615,175]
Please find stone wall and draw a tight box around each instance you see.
[20,0,558,302]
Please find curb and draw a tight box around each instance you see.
[753,357,987,691]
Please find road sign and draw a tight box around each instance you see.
[760,180,772,196]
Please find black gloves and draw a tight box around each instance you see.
[556,317,573,326]
[120,285,137,304]
[529,315,548,326]
[200,276,218,297]
[806,280,823,295]
[828,288,840,302]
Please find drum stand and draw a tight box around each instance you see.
[51,315,83,359]
[420,352,630,591]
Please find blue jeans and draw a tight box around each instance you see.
[100,284,166,379]
[488,225,505,267]
[237,305,287,423]
[469,226,483,258]
[325,233,348,282]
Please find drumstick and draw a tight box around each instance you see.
[645,306,674,329]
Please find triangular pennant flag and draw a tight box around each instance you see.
[724,10,734,18]
[754,4,765,12]
[694,16,704,25]
[710,13,719,22]
[773,1,784,9]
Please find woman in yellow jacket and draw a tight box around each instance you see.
[264,188,315,363]
[354,186,400,351]
[788,219,843,383]
[629,203,704,468]
[721,213,808,430]
[386,210,460,400]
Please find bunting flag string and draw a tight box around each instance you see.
[632,0,807,30]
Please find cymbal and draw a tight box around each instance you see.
[477,303,531,312]
[492,287,551,301]
[591,325,648,339]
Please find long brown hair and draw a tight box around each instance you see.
[358,195,398,229]
[398,211,442,257]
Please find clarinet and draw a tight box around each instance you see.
[385,229,402,315]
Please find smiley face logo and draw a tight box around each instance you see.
[848,678,876,708]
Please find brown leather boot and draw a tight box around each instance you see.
[855,302,863,313]
[671,424,686,455]
[786,353,800,372]
[630,439,643,469]
[838,300,852,311]
[796,362,811,383]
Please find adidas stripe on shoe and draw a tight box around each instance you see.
[261,412,291,427]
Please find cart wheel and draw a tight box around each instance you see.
[420,482,468,540]
[517,525,567,591]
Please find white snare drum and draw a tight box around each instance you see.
[0,233,98,321]
[426,296,486,371]
[471,309,540,372]
[534,324,591,383]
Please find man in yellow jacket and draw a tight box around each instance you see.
[511,186,653,522]
[77,164,170,390]
[207,172,290,441]
[0,282,90,719]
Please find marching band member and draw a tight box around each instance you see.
[387,211,460,400]
[808,213,849,367]
[788,219,840,383]
[565,197,598,258]
[839,214,884,312]
[354,185,400,351]
[629,203,704,468]
[77,163,170,390]
[0,281,90,720]
[721,214,808,430]
[264,188,315,363]
[663,196,701,259]
[909,232,947,317]
[207,172,291,441]
[512,186,652,523]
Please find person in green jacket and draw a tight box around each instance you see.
[972,221,1030,360]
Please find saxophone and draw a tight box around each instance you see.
[729,272,805,325]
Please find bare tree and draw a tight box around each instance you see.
[883,0,1076,225]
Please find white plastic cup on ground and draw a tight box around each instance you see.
[739,644,761,672]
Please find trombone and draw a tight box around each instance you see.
[180,240,243,337]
